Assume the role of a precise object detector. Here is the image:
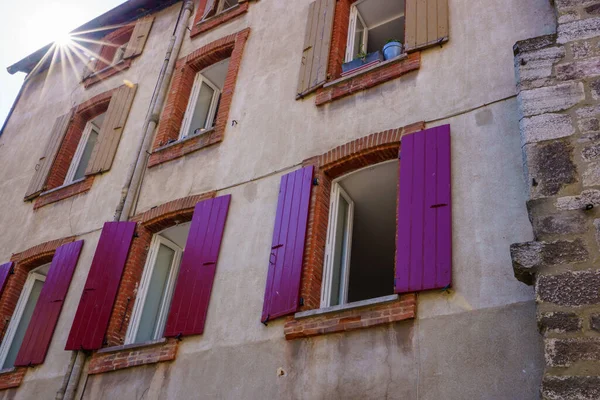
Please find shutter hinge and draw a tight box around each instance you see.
[175,333,183,341]
[262,315,270,326]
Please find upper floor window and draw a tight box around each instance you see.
[201,0,240,21]
[64,113,104,185]
[345,0,405,62]
[125,224,188,344]
[0,264,49,369]
[179,59,229,139]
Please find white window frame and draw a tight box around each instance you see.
[345,4,369,62]
[179,71,221,140]
[320,182,355,308]
[125,235,183,345]
[0,265,47,369]
[64,120,100,185]
[217,0,239,13]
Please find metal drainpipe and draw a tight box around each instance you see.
[56,2,194,399]
[116,0,194,222]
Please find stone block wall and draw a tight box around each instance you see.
[512,1,600,398]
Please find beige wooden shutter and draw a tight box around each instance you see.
[202,0,218,21]
[85,84,137,175]
[405,0,449,52]
[123,16,155,59]
[296,0,335,99]
[24,110,73,200]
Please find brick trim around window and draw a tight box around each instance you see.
[190,0,250,38]
[104,192,216,347]
[299,121,425,311]
[0,236,75,345]
[148,28,250,168]
[88,338,178,375]
[83,59,132,89]
[34,176,95,210]
[0,368,26,391]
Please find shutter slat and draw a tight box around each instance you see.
[124,16,154,59]
[405,0,449,52]
[65,222,135,351]
[85,84,137,175]
[395,125,452,293]
[164,195,231,338]
[24,111,73,200]
[296,0,335,98]
[261,166,313,323]
[14,241,83,366]
[0,262,13,298]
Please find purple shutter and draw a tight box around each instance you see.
[0,262,13,298]
[261,166,313,323]
[15,241,83,366]
[396,125,452,293]
[66,222,136,350]
[164,195,231,338]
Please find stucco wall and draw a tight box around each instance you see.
[0,0,556,398]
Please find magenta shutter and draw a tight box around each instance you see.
[261,166,313,323]
[164,195,231,338]
[0,262,13,297]
[15,241,83,366]
[65,222,136,350]
[396,125,452,293]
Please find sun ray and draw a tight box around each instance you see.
[70,23,129,37]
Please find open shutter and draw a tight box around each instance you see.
[396,125,451,293]
[261,166,313,323]
[85,84,137,176]
[0,262,13,298]
[65,222,135,351]
[124,16,155,59]
[24,110,73,200]
[15,241,83,366]
[201,0,218,20]
[296,0,335,98]
[164,195,231,338]
[405,0,449,52]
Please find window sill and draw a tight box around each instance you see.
[190,2,249,38]
[0,367,26,390]
[83,59,132,89]
[33,176,94,210]
[315,52,421,106]
[148,128,223,168]
[88,338,178,375]
[284,293,416,340]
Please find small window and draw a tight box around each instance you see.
[0,264,49,369]
[321,161,397,308]
[64,113,104,184]
[179,59,230,140]
[345,0,405,62]
[125,223,190,344]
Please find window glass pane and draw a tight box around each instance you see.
[3,280,44,369]
[353,17,365,58]
[222,0,239,10]
[186,81,215,137]
[135,244,176,344]
[329,195,350,307]
[73,128,99,181]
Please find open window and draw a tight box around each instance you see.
[179,59,228,140]
[125,223,189,344]
[64,113,104,185]
[0,264,49,369]
[321,161,397,308]
[201,0,240,21]
[345,0,405,62]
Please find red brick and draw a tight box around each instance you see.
[88,339,178,375]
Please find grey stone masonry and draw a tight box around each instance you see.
[511,1,600,398]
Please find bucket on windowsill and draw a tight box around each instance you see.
[383,41,403,61]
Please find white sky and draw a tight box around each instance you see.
[0,0,127,128]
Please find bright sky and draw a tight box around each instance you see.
[0,0,127,128]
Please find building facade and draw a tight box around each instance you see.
[0,0,578,398]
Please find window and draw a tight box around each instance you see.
[125,224,189,344]
[218,0,239,13]
[64,113,104,185]
[0,264,49,369]
[202,0,240,21]
[179,59,229,139]
[345,0,405,62]
[320,161,397,308]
